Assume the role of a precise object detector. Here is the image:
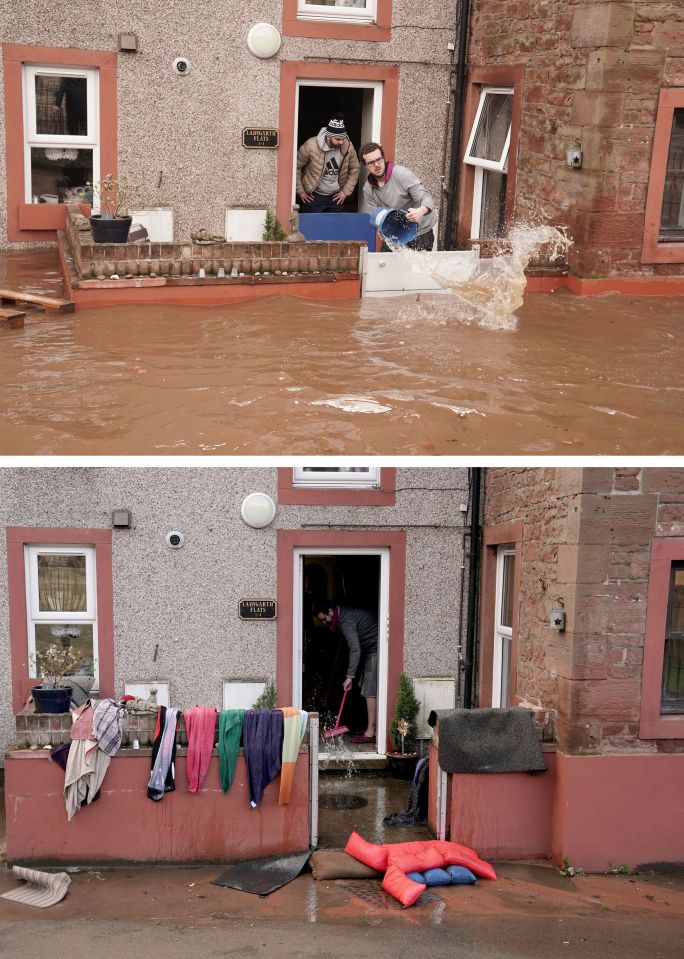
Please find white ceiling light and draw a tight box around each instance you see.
[247,22,282,59]
[241,492,277,529]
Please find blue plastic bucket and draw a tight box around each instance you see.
[370,207,418,245]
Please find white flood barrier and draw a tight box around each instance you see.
[361,225,571,330]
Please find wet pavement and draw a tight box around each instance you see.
[1,775,684,957]
[0,249,682,455]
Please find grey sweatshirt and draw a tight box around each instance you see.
[337,606,378,679]
[363,162,438,237]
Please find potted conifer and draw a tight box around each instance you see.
[388,672,421,779]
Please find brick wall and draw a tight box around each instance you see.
[64,206,363,286]
[467,0,682,278]
[482,467,684,755]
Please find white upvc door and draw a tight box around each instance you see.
[292,546,390,757]
[492,545,515,708]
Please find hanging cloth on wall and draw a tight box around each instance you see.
[218,709,245,795]
[91,698,127,756]
[148,705,180,802]
[242,708,284,809]
[184,705,218,794]
[278,708,308,805]
[63,738,111,821]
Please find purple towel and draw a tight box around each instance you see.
[242,709,284,808]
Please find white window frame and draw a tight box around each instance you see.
[25,544,100,687]
[492,545,515,708]
[22,64,100,204]
[292,546,389,759]
[297,0,377,24]
[464,87,513,240]
[293,466,380,488]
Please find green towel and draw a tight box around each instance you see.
[218,709,245,794]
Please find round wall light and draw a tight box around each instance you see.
[241,492,277,529]
[247,22,282,59]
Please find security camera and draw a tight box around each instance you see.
[172,57,191,76]
[165,531,185,549]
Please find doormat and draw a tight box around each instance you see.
[0,866,72,908]
[211,850,311,896]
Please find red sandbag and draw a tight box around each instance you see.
[382,863,426,908]
[344,830,388,871]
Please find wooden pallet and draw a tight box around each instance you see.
[0,307,26,329]
[0,288,74,314]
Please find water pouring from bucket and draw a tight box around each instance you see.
[370,207,418,246]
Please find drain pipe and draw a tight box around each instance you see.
[443,0,472,251]
[463,466,482,709]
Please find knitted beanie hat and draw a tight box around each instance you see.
[326,113,348,138]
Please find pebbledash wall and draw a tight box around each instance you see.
[463,0,684,282]
[0,466,470,762]
[468,467,684,871]
[0,1,456,247]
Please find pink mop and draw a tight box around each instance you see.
[323,687,350,739]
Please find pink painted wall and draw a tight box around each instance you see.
[551,752,684,873]
[5,750,310,864]
[445,750,556,861]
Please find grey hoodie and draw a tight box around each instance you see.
[363,162,438,237]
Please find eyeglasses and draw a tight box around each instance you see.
[363,155,384,167]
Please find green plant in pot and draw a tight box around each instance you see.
[388,672,421,779]
[87,173,141,244]
[31,642,79,713]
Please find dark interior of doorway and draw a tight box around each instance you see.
[302,553,380,736]
[297,85,363,212]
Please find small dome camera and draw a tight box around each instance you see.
[172,57,191,76]
[165,531,185,549]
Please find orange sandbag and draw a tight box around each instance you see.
[388,844,446,875]
[382,863,426,908]
[344,831,388,871]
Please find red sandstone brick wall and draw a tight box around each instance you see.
[482,467,684,755]
[467,1,683,277]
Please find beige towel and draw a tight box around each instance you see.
[0,866,71,908]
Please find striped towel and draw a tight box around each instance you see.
[279,708,308,805]
[0,866,71,908]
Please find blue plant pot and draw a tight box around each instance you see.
[32,685,73,714]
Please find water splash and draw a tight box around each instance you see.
[387,224,571,330]
[319,723,359,778]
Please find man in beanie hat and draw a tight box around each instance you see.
[296,112,360,213]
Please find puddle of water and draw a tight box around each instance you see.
[0,248,682,455]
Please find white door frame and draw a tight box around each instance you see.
[292,545,390,758]
[492,544,515,708]
[292,79,384,205]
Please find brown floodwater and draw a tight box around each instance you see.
[0,248,682,455]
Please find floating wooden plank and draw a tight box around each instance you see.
[0,288,74,313]
[0,307,25,329]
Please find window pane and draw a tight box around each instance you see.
[30,148,93,204]
[37,553,87,612]
[35,623,95,676]
[34,73,88,137]
[480,169,507,237]
[500,636,511,707]
[659,108,684,240]
[301,467,370,473]
[303,1,368,7]
[499,552,514,628]
[661,565,684,713]
[470,93,512,163]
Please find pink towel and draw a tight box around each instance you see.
[184,706,217,794]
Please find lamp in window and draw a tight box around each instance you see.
[241,492,277,529]
[247,22,282,59]
[44,148,79,162]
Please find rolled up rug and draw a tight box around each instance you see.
[0,865,71,908]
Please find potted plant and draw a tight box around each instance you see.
[388,672,421,779]
[31,642,80,713]
[87,173,141,243]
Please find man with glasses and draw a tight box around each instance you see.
[360,141,437,251]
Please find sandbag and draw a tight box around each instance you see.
[382,863,426,908]
[344,831,388,871]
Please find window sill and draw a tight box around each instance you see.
[283,0,391,41]
[18,203,67,231]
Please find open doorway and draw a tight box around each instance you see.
[294,80,383,211]
[294,548,388,756]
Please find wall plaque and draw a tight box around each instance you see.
[242,127,279,149]
[239,599,277,620]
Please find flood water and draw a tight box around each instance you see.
[0,248,682,455]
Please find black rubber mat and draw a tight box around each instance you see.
[211,850,311,896]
